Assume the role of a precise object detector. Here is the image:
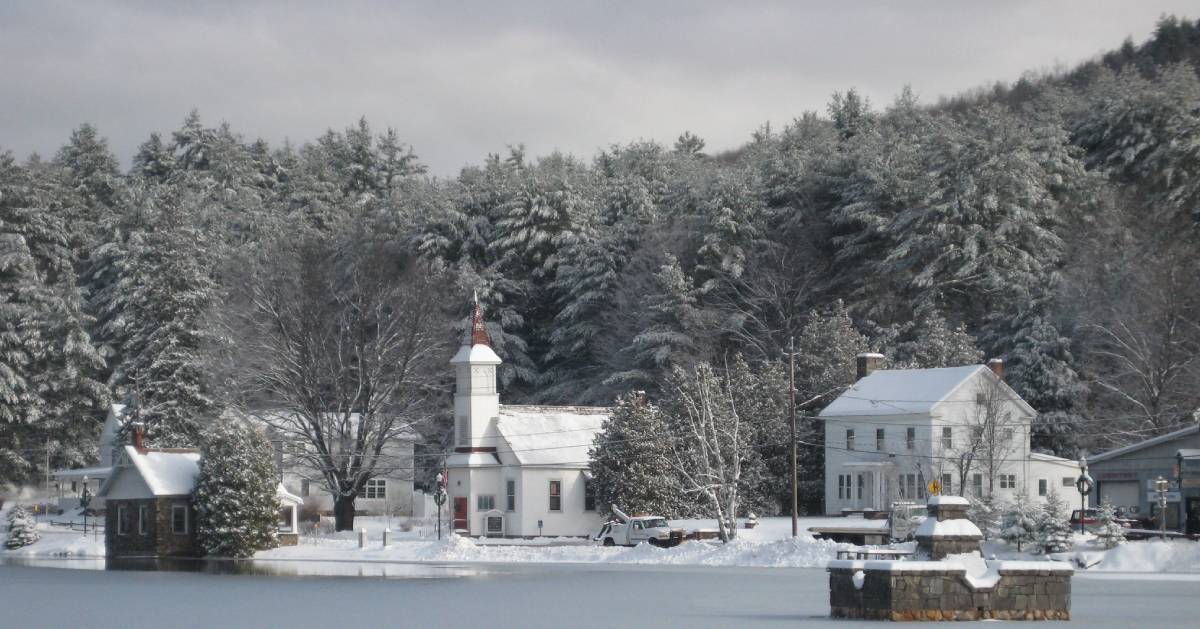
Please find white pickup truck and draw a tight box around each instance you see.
[593,506,685,547]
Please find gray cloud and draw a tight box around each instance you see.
[1,0,1195,174]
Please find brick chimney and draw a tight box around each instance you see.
[987,358,1004,380]
[856,353,885,381]
[131,422,147,454]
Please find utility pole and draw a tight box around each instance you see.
[789,336,798,538]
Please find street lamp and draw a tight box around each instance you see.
[1075,456,1093,535]
[434,471,447,541]
[79,475,92,538]
[1154,476,1170,542]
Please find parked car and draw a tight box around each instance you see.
[1069,509,1134,531]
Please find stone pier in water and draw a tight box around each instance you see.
[827,495,1073,621]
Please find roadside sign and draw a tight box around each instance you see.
[927,480,942,496]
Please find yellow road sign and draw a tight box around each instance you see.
[927,480,942,496]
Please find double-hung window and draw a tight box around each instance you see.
[1038,478,1048,496]
[363,479,386,499]
[477,495,495,511]
[846,429,855,451]
[171,504,189,535]
[941,427,953,450]
[505,480,516,511]
[906,427,915,450]
[876,428,885,451]
[583,478,596,512]
[941,473,953,496]
[548,480,562,511]
[138,504,149,535]
[999,474,1016,489]
[117,506,129,535]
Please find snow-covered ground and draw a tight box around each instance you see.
[4,508,1198,574]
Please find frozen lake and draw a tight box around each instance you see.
[1,560,1198,628]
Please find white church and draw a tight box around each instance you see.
[445,301,609,538]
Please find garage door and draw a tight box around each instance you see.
[1100,481,1139,510]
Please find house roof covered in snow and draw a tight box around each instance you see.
[818,365,1034,418]
[99,445,201,498]
[496,405,609,468]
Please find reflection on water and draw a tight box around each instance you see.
[0,556,495,580]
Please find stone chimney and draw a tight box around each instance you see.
[131,422,147,454]
[856,353,885,381]
[987,358,1004,380]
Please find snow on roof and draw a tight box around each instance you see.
[121,445,201,496]
[1089,424,1200,463]
[819,365,1035,417]
[915,517,981,538]
[1178,449,1200,459]
[497,405,609,468]
[450,343,502,365]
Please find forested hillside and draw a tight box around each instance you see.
[2,17,1199,500]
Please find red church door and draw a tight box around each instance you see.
[453,497,468,532]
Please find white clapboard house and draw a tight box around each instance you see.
[50,404,129,512]
[445,301,608,538]
[821,354,1085,515]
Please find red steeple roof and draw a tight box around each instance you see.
[468,293,492,347]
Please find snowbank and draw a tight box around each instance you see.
[257,533,845,568]
[1094,541,1200,573]
[1,528,105,558]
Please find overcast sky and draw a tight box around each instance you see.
[1,1,1196,175]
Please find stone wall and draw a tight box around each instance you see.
[104,497,200,558]
[154,497,200,557]
[105,499,158,558]
[829,567,1071,622]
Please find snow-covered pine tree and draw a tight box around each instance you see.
[967,494,1001,540]
[4,505,40,550]
[192,414,279,558]
[117,189,218,447]
[1094,499,1127,549]
[589,391,691,518]
[1000,492,1040,552]
[1037,489,1073,554]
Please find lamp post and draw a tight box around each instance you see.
[1154,476,1169,542]
[79,475,92,538]
[1075,456,1093,535]
[434,471,447,541]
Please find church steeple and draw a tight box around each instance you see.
[450,295,501,450]
[466,291,493,347]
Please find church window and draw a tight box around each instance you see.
[548,480,562,511]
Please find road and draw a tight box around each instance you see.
[1,560,1197,628]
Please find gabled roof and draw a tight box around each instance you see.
[818,365,1035,418]
[99,445,201,498]
[496,405,609,468]
[1089,424,1200,463]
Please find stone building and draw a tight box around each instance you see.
[98,437,202,559]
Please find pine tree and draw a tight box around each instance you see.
[1037,489,1074,554]
[192,414,279,557]
[1000,492,1040,552]
[4,505,40,550]
[117,190,218,446]
[1094,499,1127,549]
[589,391,691,518]
[968,494,1001,540]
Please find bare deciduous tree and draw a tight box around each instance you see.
[231,229,452,530]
